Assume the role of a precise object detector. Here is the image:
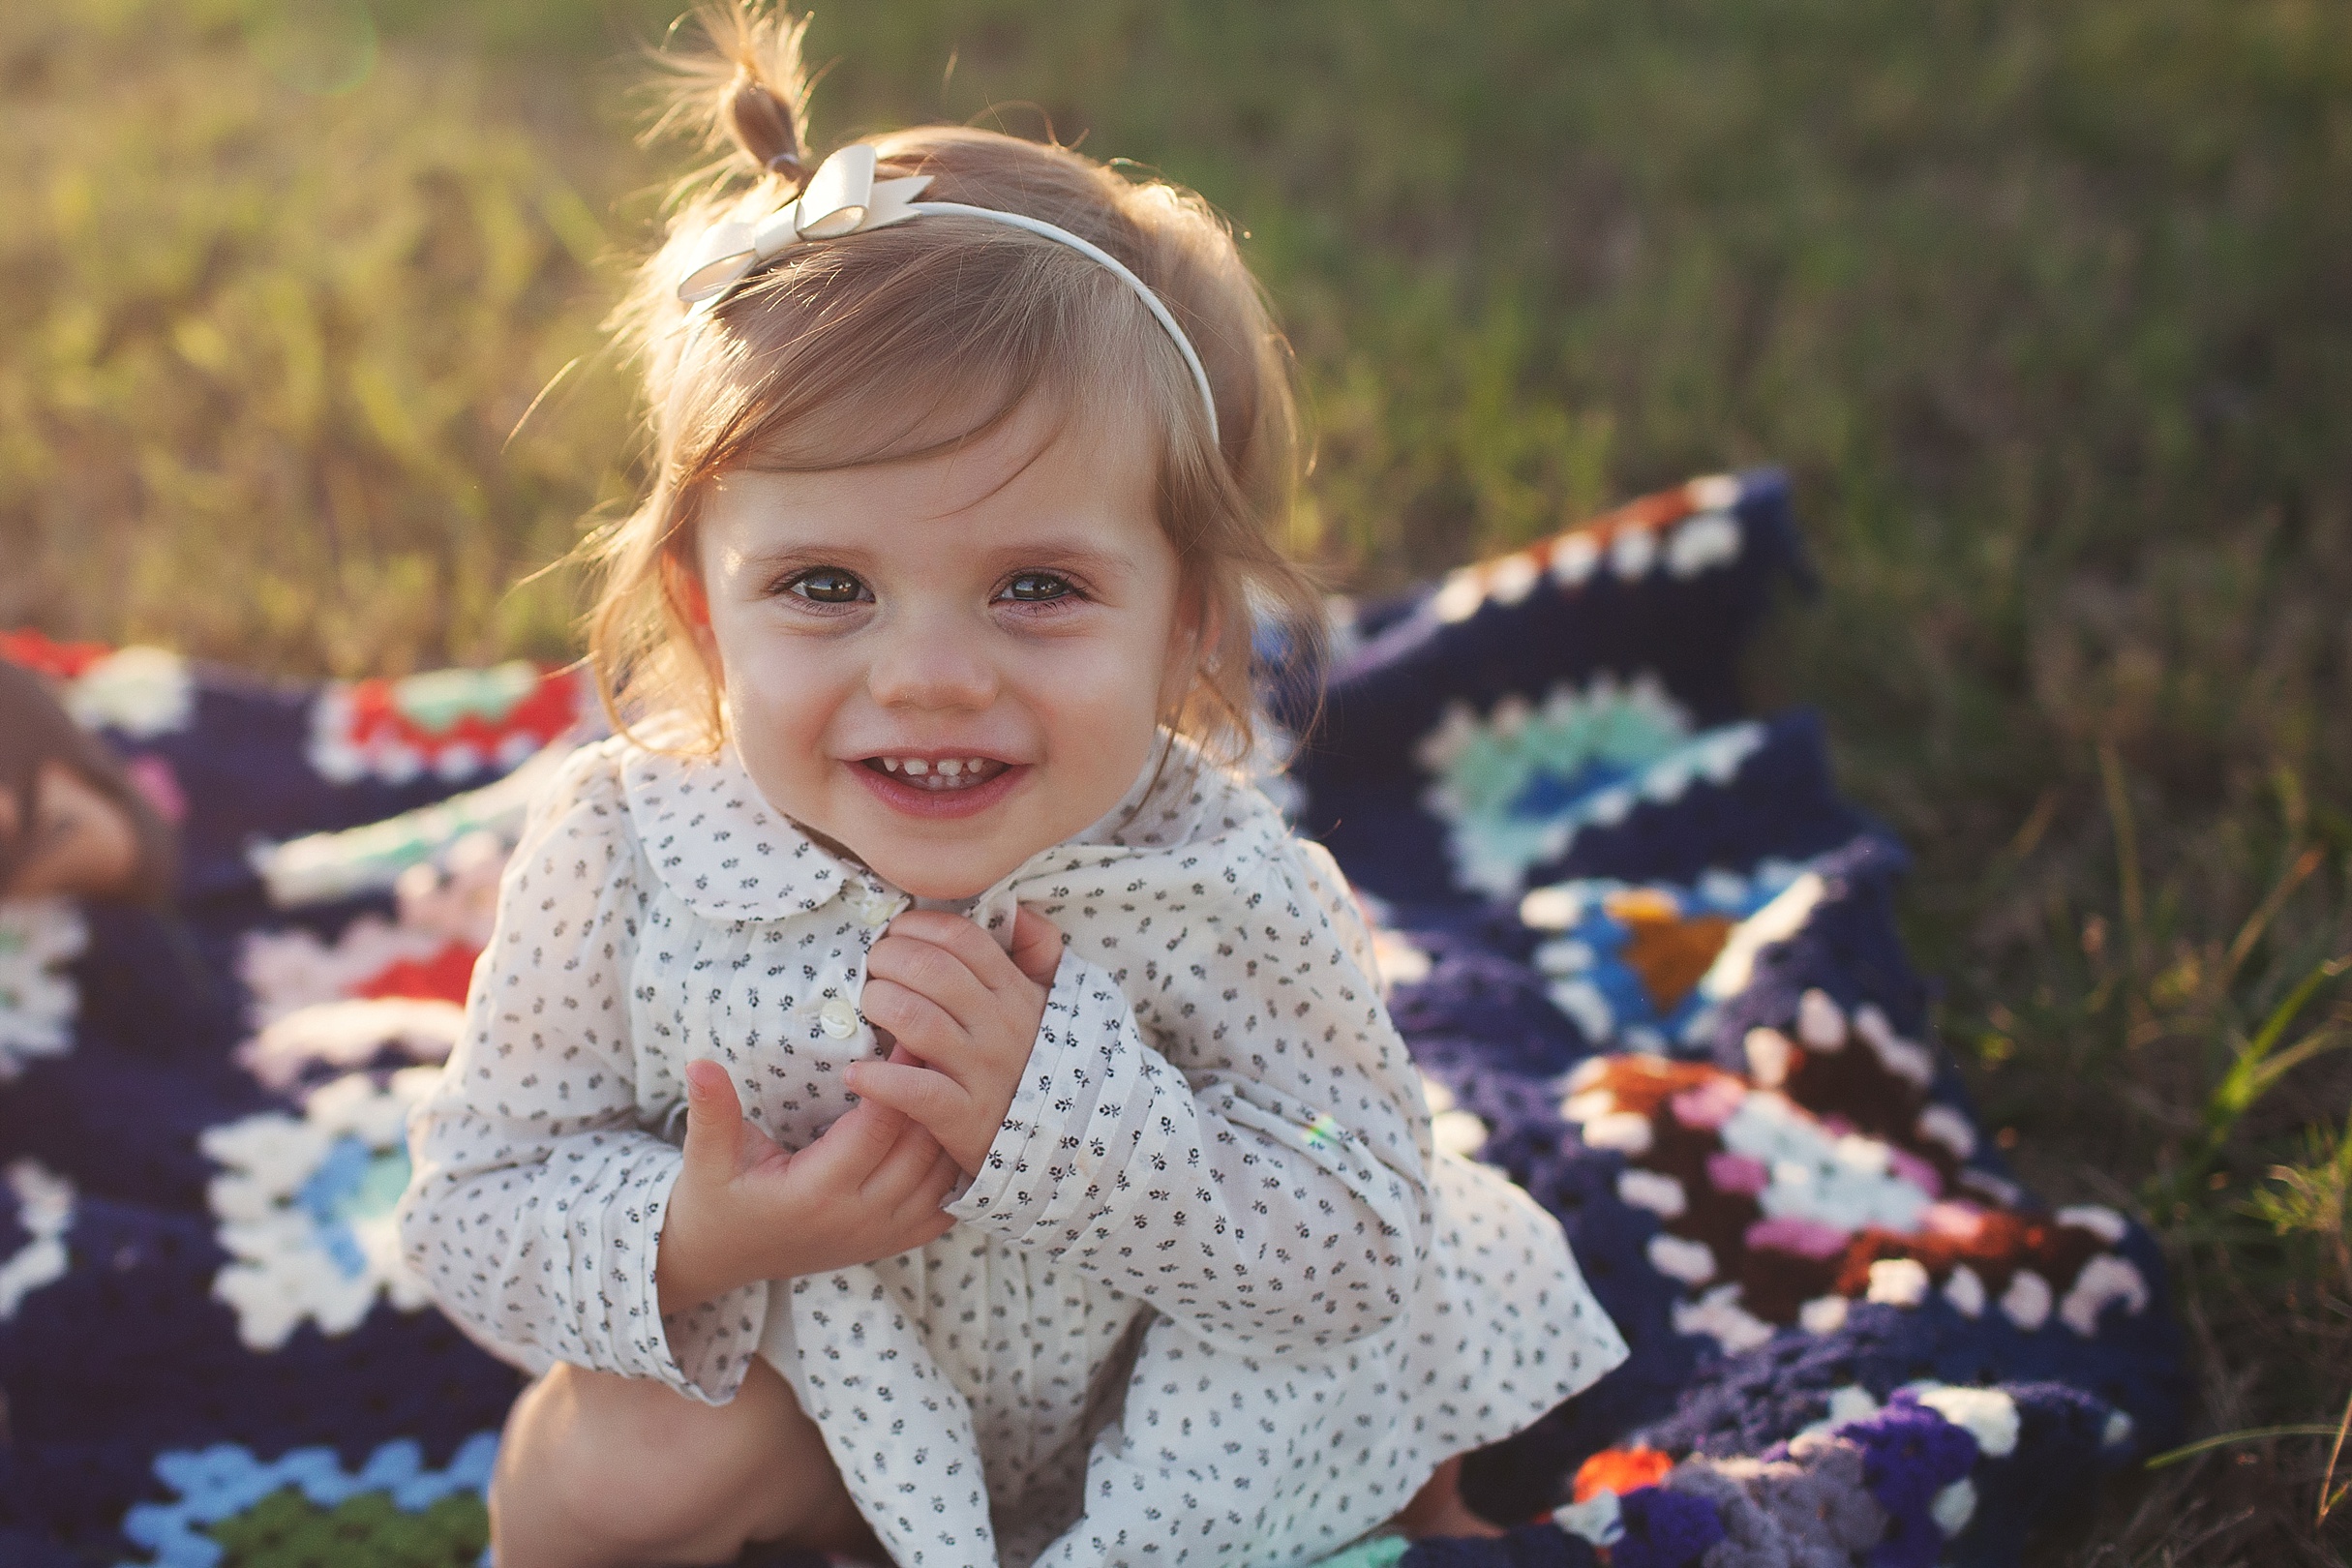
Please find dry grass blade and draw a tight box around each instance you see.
[2320,1386,2352,1529]
[2098,741,2149,983]
[2225,846,2326,991]
[2144,1425,2343,1469]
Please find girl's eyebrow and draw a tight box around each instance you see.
[729,541,878,580]
[736,537,1143,581]
[974,540,1139,579]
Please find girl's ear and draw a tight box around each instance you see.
[662,544,719,651]
[1159,582,1219,720]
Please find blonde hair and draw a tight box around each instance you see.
[587,3,1321,765]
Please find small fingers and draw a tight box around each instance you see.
[866,930,998,1032]
[870,1097,949,1190]
[880,908,1003,956]
[879,912,1029,991]
[904,1206,957,1251]
[867,1135,964,1253]
[902,1148,964,1220]
[678,1060,745,1186]
[1008,907,1065,990]
[920,1145,964,1209]
[794,1098,907,1188]
[859,978,973,1072]
[846,1059,968,1140]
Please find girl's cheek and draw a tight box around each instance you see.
[723,646,836,737]
[1019,648,1160,721]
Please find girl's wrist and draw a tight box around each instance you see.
[657,1209,826,1314]
[654,1204,748,1316]
[653,1233,715,1316]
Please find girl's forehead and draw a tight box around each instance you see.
[706,399,1162,560]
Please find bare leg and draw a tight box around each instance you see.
[490,1357,885,1568]
[1392,1455,1506,1541]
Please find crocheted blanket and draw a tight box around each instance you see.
[0,471,2182,1568]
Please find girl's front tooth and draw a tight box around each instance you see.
[939,758,964,777]
[904,758,929,775]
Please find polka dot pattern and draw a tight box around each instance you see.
[401,737,1626,1566]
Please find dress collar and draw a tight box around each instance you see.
[618,741,890,923]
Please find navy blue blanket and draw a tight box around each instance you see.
[0,472,2181,1567]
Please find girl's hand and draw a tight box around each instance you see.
[846,907,1063,1174]
[654,1059,962,1315]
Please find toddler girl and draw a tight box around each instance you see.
[0,658,177,905]
[399,10,1625,1566]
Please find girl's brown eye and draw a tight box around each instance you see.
[789,568,867,604]
[1001,572,1073,603]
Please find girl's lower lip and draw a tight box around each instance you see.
[850,760,1027,820]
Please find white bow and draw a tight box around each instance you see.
[676,144,933,304]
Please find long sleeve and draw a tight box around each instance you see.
[396,745,768,1402]
[947,826,1432,1358]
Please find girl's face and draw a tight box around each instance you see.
[692,397,1199,901]
[0,761,136,902]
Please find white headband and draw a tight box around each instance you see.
[674,144,1220,443]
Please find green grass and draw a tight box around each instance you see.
[4,0,2349,1558]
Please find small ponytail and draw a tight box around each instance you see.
[731,72,805,182]
[650,3,814,189]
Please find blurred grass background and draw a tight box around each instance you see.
[4,0,2349,1558]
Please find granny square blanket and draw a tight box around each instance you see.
[0,470,2183,1568]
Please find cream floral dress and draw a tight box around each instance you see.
[399,735,1626,1568]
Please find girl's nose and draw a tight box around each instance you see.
[865,613,999,711]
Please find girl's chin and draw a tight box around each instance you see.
[855,840,1028,903]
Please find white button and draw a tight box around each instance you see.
[818,997,859,1040]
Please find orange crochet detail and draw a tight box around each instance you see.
[1572,1446,1675,1502]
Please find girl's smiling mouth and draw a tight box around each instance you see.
[865,755,1010,789]
[853,753,1026,818]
